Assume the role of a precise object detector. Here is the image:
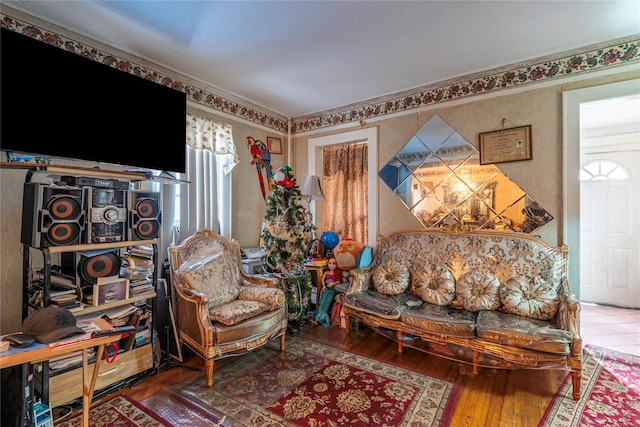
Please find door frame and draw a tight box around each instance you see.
[308,127,378,247]
[562,78,640,299]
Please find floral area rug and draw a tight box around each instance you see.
[55,394,170,427]
[539,344,640,427]
[148,336,460,426]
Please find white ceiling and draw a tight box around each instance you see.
[3,1,640,118]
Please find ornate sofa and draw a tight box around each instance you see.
[343,229,583,400]
[168,229,288,387]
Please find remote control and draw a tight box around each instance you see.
[91,326,136,338]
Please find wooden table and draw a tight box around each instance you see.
[305,264,327,306]
[0,334,124,427]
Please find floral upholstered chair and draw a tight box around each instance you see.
[168,229,287,386]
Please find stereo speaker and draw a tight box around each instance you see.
[127,190,162,240]
[84,187,127,244]
[77,250,121,284]
[21,183,85,248]
[62,250,121,295]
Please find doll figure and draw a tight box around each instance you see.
[310,257,342,326]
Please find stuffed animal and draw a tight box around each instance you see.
[333,238,365,270]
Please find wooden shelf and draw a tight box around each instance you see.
[0,162,149,180]
[44,239,157,254]
[0,162,190,184]
[76,292,157,316]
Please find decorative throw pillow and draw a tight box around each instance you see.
[209,300,268,326]
[178,253,240,308]
[238,286,285,311]
[411,265,455,306]
[456,270,501,312]
[372,261,410,295]
[500,275,559,320]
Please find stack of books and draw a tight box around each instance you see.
[33,271,78,293]
[50,294,83,312]
[129,278,154,297]
[32,269,83,311]
[121,245,155,298]
[49,348,96,374]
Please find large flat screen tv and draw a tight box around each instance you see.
[1,27,187,173]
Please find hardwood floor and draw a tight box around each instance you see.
[75,303,638,427]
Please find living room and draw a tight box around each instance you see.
[1,2,639,426]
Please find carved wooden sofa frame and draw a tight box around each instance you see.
[343,229,583,400]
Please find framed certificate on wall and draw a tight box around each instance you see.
[479,125,532,164]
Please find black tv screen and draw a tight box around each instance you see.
[1,27,187,173]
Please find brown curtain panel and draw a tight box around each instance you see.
[322,142,368,244]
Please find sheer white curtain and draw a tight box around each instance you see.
[173,113,239,244]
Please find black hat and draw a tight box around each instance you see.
[22,306,86,344]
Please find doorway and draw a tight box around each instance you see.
[308,127,378,247]
[564,80,640,308]
[580,142,639,307]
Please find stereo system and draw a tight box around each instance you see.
[85,187,128,243]
[21,182,162,248]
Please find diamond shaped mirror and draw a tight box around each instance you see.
[379,114,553,233]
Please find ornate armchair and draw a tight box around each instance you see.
[168,229,287,386]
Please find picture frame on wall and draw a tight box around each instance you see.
[267,136,282,154]
[479,125,532,165]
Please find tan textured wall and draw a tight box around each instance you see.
[0,168,31,333]
[2,69,639,333]
[294,69,640,248]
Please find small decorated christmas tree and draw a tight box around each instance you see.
[261,166,312,332]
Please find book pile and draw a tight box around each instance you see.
[121,245,155,298]
[34,270,76,289]
[49,348,96,374]
[30,269,83,311]
[50,294,83,312]
[129,278,154,297]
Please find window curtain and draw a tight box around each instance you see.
[322,142,368,244]
[176,113,238,242]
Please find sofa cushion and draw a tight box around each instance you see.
[500,276,559,320]
[475,310,571,355]
[179,249,240,308]
[344,289,409,320]
[372,261,410,295]
[209,300,270,326]
[411,265,455,306]
[401,303,477,337]
[238,286,285,311]
[456,270,501,312]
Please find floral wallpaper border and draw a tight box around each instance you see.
[2,13,639,134]
[293,37,640,133]
[0,13,289,133]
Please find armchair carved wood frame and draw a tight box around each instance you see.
[168,229,287,387]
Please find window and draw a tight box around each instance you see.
[580,160,630,181]
[176,114,238,241]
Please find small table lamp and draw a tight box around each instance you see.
[300,175,325,204]
[300,175,324,240]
